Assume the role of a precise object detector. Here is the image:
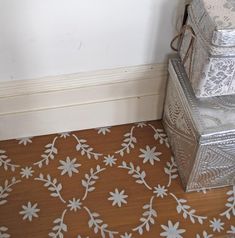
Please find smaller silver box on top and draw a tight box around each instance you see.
[179,0,235,97]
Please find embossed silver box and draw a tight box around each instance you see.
[179,0,235,98]
[163,57,235,192]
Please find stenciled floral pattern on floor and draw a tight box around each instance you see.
[0,120,234,238]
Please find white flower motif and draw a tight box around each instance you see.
[103,155,117,167]
[17,137,33,146]
[196,231,213,238]
[136,122,147,128]
[120,233,132,238]
[209,218,224,232]
[108,188,128,207]
[58,157,81,177]
[19,202,40,221]
[67,198,82,211]
[59,132,70,138]
[153,185,168,198]
[20,167,34,179]
[96,127,111,135]
[139,146,162,165]
[160,220,185,238]
[227,225,235,234]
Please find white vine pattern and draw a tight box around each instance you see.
[73,134,102,160]
[133,196,157,235]
[0,122,234,237]
[0,150,19,172]
[82,165,106,201]
[115,127,137,156]
[164,157,178,187]
[148,124,169,147]
[35,174,65,203]
[49,209,67,238]
[118,161,152,190]
[34,137,58,168]
[220,186,235,220]
[170,193,207,224]
[0,177,21,205]
[84,206,118,238]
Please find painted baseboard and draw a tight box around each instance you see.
[0,64,167,140]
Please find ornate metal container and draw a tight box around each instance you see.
[163,57,235,192]
[179,0,235,98]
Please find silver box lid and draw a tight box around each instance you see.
[169,57,235,143]
[191,0,235,47]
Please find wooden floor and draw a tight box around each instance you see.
[0,120,234,238]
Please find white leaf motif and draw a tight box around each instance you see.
[118,161,152,190]
[148,124,169,147]
[82,165,106,201]
[115,126,137,156]
[220,186,235,220]
[34,137,58,168]
[0,150,19,172]
[35,174,65,203]
[0,226,10,238]
[164,157,178,187]
[0,177,21,206]
[84,207,118,238]
[133,196,157,235]
[72,135,102,160]
[49,209,67,238]
[170,193,207,224]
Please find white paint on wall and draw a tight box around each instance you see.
[0,0,184,81]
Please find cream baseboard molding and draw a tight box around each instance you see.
[0,63,167,140]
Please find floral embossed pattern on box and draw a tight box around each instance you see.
[0,121,234,238]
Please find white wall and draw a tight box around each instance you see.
[0,0,184,81]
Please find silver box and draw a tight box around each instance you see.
[163,57,235,192]
[180,0,235,98]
